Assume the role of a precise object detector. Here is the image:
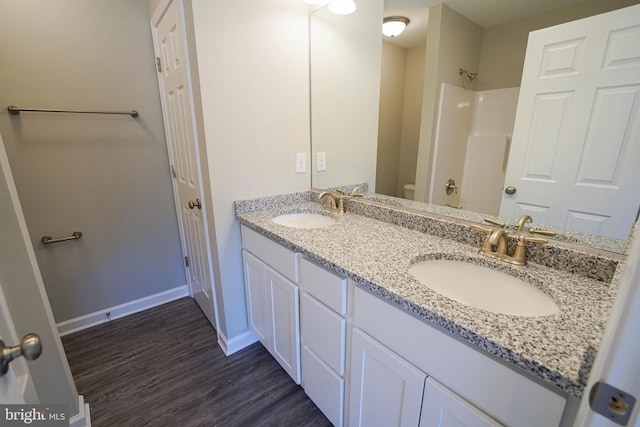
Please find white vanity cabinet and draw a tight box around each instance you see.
[298,258,348,427]
[240,226,573,427]
[241,226,300,384]
[420,378,502,427]
[351,286,570,427]
[349,327,426,427]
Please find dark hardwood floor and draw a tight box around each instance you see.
[61,297,332,427]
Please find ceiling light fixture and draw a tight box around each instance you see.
[328,0,356,15]
[382,16,410,38]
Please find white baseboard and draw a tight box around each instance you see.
[69,395,91,427]
[57,285,190,336]
[217,329,258,356]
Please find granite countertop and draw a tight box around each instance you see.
[235,198,621,399]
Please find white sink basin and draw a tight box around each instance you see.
[272,212,337,229]
[409,260,559,317]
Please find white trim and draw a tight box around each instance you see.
[69,395,91,427]
[575,228,640,425]
[57,285,189,336]
[217,329,258,356]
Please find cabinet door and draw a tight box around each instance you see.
[420,378,503,427]
[267,267,301,384]
[242,250,270,348]
[349,328,426,427]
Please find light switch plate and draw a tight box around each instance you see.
[317,152,327,171]
[296,153,306,173]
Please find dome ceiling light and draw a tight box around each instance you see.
[382,16,410,38]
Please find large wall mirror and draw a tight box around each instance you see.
[310,0,640,254]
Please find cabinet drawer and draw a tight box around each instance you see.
[302,345,344,427]
[241,225,298,283]
[299,257,347,314]
[301,292,346,375]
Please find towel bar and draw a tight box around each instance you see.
[8,106,138,118]
[42,231,83,245]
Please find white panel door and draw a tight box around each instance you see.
[0,283,37,404]
[420,378,502,427]
[500,5,640,239]
[151,0,217,325]
[267,267,301,384]
[349,328,426,427]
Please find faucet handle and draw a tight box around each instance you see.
[470,223,493,234]
[522,235,548,245]
[484,218,506,228]
[512,234,548,265]
[529,228,557,237]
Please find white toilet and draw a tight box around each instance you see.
[403,183,415,200]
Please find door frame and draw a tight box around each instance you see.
[0,133,91,425]
[150,0,220,333]
[574,230,640,425]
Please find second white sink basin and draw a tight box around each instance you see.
[272,212,337,229]
[409,259,559,317]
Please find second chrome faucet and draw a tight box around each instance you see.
[318,187,365,214]
[472,215,550,266]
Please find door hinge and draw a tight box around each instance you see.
[156,57,162,73]
[171,165,177,179]
[184,256,190,268]
[589,381,636,425]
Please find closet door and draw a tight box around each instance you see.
[151,0,218,325]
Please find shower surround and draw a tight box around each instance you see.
[429,84,519,215]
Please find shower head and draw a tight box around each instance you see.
[459,68,477,81]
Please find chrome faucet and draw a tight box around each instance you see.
[515,215,532,232]
[488,228,509,255]
[318,191,347,214]
[350,186,366,197]
[471,218,548,266]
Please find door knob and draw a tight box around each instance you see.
[504,186,517,195]
[188,198,202,210]
[1,333,42,375]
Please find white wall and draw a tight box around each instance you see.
[396,45,425,197]
[188,0,310,340]
[414,4,483,203]
[0,0,185,323]
[377,42,425,198]
[377,42,406,197]
[310,0,383,189]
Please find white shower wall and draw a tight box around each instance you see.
[429,84,519,215]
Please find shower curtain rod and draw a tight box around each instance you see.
[7,105,139,118]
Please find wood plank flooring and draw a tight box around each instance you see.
[61,297,331,427]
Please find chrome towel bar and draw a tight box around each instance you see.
[8,105,139,118]
[42,231,83,245]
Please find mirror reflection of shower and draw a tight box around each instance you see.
[459,68,477,81]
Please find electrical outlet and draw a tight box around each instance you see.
[317,152,327,171]
[296,153,306,173]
